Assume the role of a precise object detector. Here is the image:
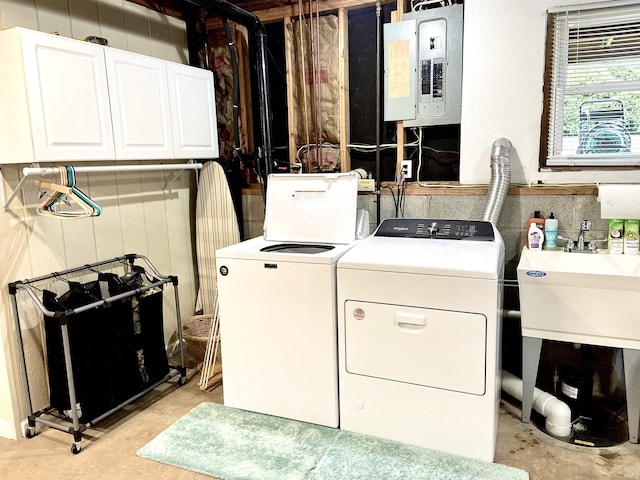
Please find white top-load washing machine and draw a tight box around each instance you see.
[337,218,504,461]
[216,173,359,428]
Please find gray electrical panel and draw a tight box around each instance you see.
[383,4,463,127]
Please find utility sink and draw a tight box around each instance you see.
[517,248,640,348]
[518,248,640,444]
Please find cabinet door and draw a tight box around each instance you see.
[20,30,115,161]
[166,62,219,159]
[105,49,173,160]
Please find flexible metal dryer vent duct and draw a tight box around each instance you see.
[482,138,512,225]
[186,0,273,179]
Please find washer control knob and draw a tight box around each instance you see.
[427,222,439,236]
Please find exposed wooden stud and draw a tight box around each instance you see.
[338,8,350,172]
[393,1,405,178]
[396,121,406,176]
[284,16,298,169]
[235,25,254,154]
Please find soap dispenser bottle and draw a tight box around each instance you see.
[544,213,559,249]
[528,222,544,250]
[526,211,545,249]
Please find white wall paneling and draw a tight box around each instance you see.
[97,0,129,50]
[0,0,38,29]
[148,6,174,60]
[123,0,152,55]
[68,0,101,39]
[36,0,72,35]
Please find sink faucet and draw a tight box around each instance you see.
[577,220,591,251]
[558,220,606,253]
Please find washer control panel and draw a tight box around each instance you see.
[374,218,495,241]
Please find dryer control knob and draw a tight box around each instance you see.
[428,223,439,235]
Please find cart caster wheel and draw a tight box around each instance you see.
[71,443,82,455]
[24,428,35,439]
[177,376,187,387]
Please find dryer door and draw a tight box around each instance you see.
[344,301,487,395]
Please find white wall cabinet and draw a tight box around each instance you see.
[105,49,174,160]
[0,28,116,162]
[167,62,219,159]
[0,27,218,164]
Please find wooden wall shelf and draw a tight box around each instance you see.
[242,181,599,196]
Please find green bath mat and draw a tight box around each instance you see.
[137,402,529,480]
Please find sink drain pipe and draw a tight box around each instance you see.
[502,311,572,438]
[502,369,572,438]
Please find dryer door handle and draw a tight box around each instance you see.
[395,312,427,328]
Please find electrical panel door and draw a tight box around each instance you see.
[383,19,417,122]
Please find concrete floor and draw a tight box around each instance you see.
[1,372,640,480]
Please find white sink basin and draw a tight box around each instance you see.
[517,248,640,348]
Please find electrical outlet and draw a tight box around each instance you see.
[401,160,412,179]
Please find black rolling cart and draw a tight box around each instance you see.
[8,254,187,454]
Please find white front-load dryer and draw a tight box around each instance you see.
[336,218,504,461]
[216,173,359,428]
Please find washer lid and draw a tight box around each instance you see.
[216,236,356,265]
[264,173,358,244]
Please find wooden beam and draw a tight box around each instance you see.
[338,8,350,172]
[284,16,298,170]
[392,1,405,179]
[252,0,396,23]
[243,183,601,196]
[206,0,396,29]
[389,183,600,196]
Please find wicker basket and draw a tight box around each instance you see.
[182,314,220,364]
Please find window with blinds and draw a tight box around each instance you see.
[543,2,640,167]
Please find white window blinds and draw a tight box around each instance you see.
[545,1,640,166]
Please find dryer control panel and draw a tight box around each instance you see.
[374,218,495,241]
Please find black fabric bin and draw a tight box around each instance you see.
[43,268,168,423]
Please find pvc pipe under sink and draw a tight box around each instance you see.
[502,369,572,438]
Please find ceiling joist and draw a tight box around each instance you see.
[211,0,396,25]
[126,0,397,27]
